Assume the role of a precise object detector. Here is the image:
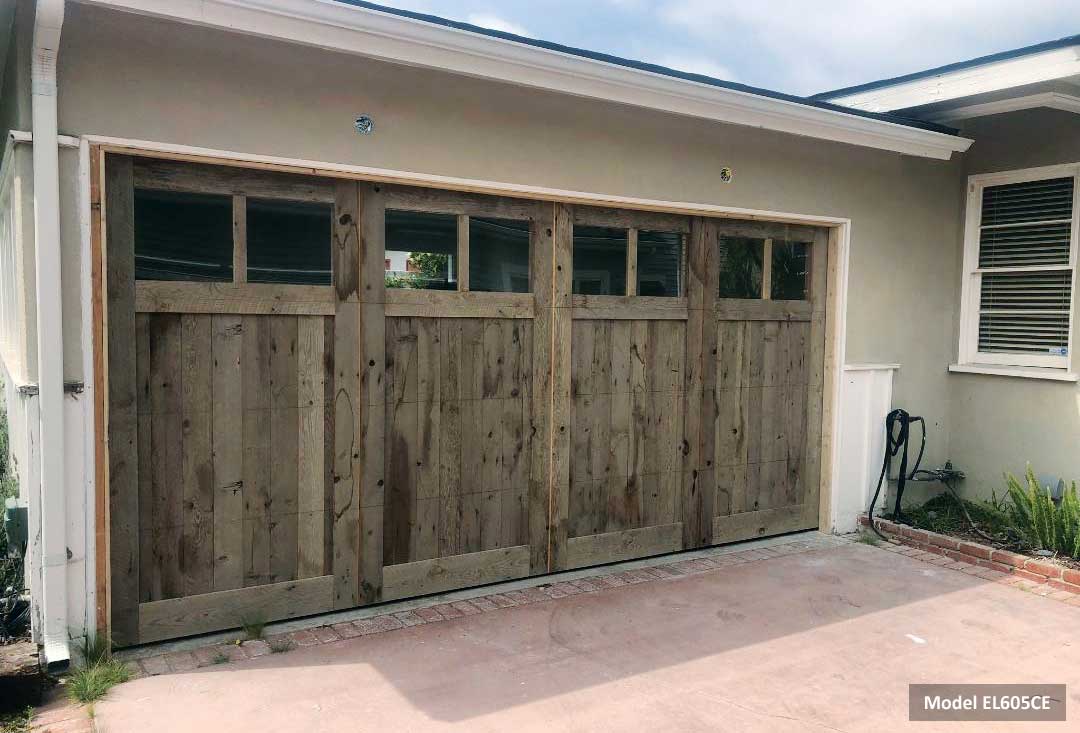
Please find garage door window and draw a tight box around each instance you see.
[469,217,531,293]
[573,226,628,295]
[718,235,811,301]
[134,189,233,281]
[246,198,333,285]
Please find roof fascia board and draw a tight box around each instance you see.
[76,0,971,160]
[927,92,1080,122]
[826,46,1080,113]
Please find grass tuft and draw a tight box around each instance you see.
[211,652,230,665]
[240,617,266,641]
[268,637,294,654]
[856,532,880,546]
[66,636,131,705]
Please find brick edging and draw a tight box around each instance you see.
[128,535,846,678]
[860,515,1080,595]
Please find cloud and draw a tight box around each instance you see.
[656,0,1080,94]
[465,12,532,37]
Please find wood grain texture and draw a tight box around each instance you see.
[384,290,535,319]
[105,155,140,644]
[133,157,334,202]
[138,575,334,643]
[381,546,530,601]
[135,281,335,316]
[711,504,814,543]
[565,523,683,569]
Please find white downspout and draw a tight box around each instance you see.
[31,0,68,670]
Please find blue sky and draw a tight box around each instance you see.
[371,0,1080,96]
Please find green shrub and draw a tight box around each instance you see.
[1004,467,1080,559]
[67,636,131,704]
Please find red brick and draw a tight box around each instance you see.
[393,611,427,627]
[451,600,482,615]
[163,651,199,673]
[992,549,1028,568]
[1062,568,1080,586]
[944,549,978,565]
[486,593,519,608]
[956,541,993,561]
[311,626,341,643]
[193,644,244,666]
[543,584,568,598]
[1023,560,1062,580]
[571,578,601,592]
[470,596,499,611]
[414,606,446,622]
[332,622,364,639]
[550,582,583,596]
[520,586,553,603]
[900,526,931,544]
[353,615,404,634]
[976,559,1014,574]
[652,566,684,579]
[430,603,464,619]
[927,533,960,551]
[288,629,320,647]
[1046,578,1080,594]
[1013,568,1049,584]
[242,639,271,657]
[945,561,970,571]
[596,574,628,588]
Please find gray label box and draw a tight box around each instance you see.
[910,684,1066,722]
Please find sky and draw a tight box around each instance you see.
[368,0,1080,96]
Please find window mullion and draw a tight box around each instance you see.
[457,214,470,292]
[232,194,247,284]
[626,228,638,297]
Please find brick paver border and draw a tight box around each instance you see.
[122,534,844,678]
[862,515,1080,604]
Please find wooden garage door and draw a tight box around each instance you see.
[103,153,829,645]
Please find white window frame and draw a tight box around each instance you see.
[957,163,1080,374]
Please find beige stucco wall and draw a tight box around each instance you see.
[946,108,1080,497]
[50,5,965,484]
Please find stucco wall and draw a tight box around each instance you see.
[54,5,964,484]
[946,108,1080,497]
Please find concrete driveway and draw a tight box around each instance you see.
[95,537,1080,732]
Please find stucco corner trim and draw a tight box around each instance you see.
[948,363,1080,382]
[77,0,971,160]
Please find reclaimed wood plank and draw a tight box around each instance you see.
[241,315,272,587]
[149,314,183,599]
[135,281,335,316]
[381,546,531,601]
[711,504,813,544]
[565,523,683,569]
[527,205,555,572]
[138,575,335,643]
[269,316,300,583]
[105,155,140,643]
[211,314,244,591]
[548,202,574,569]
[179,314,214,597]
[296,316,327,579]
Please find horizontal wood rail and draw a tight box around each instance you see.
[137,575,335,643]
[135,281,336,315]
[384,289,535,319]
[571,294,689,320]
[381,545,531,601]
[711,505,814,544]
[714,299,812,321]
[564,523,683,569]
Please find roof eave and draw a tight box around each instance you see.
[77,0,973,159]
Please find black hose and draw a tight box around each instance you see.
[866,409,925,540]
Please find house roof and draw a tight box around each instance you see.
[332,0,952,135]
[812,33,1080,103]
[78,0,973,159]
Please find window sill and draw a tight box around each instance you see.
[948,363,1079,382]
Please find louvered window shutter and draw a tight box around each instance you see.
[975,176,1076,365]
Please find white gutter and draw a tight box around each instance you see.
[79,0,971,160]
[31,0,68,670]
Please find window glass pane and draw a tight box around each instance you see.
[246,199,332,285]
[717,236,763,299]
[573,225,627,295]
[771,240,810,300]
[469,217,530,293]
[134,189,232,281]
[385,209,458,290]
[637,230,683,297]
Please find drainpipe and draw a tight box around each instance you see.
[31,0,68,670]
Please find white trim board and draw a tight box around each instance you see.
[76,0,970,160]
[826,44,1080,113]
[928,92,1080,123]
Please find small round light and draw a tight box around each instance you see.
[355,115,375,135]
[719,167,733,183]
